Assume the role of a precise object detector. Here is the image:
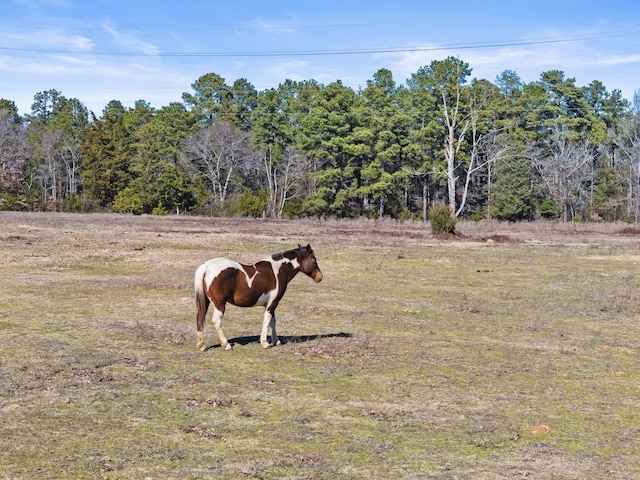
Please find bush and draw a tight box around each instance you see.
[470,207,485,222]
[429,203,457,235]
[62,194,81,212]
[229,190,266,217]
[152,204,168,216]
[113,187,143,215]
[539,198,559,220]
[282,197,303,218]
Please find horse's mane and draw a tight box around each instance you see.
[271,248,300,262]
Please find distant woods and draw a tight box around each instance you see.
[1,57,639,222]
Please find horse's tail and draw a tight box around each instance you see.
[194,263,209,350]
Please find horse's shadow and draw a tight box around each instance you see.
[205,332,352,350]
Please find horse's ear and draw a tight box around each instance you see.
[299,243,312,253]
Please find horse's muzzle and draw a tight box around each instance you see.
[313,270,323,283]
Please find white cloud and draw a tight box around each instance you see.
[246,16,298,35]
[101,22,161,55]
[0,29,94,51]
[592,53,640,67]
[259,59,313,84]
[381,38,621,86]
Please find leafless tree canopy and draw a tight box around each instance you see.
[182,121,256,207]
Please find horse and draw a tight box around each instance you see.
[194,244,323,352]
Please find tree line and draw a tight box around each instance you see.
[1,56,640,222]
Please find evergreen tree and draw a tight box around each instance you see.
[182,73,230,126]
[490,155,532,221]
[129,102,197,213]
[81,101,134,208]
[358,69,411,218]
[297,80,363,217]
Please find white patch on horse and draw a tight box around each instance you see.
[254,292,270,307]
[265,256,299,272]
[241,265,259,288]
[256,256,298,308]
[203,258,239,288]
[202,257,260,289]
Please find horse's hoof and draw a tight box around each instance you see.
[198,343,206,351]
[275,339,281,346]
[261,342,272,349]
[224,343,233,351]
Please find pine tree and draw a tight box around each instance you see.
[490,156,532,221]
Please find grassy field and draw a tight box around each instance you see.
[1,212,639,479]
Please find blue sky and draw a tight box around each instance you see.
[2,0,640,116]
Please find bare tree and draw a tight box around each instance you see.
[183,121,252,207]
[61,134,82,196]
[262,147,307,218]
[455,106,511,217]
[613,95,640,222]
[0,110,26,172]
[442,87,469,216]
[36,129,65,209]
[0,110,28,205]
[531,122,595,221]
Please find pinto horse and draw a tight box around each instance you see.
[194,244,323,351]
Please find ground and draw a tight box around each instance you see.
[0,212,639,479]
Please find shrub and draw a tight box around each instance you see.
[470,207,485,222]
[539,198,559,220]
[62,194,83,212]
[429,203,457,235]
[113,187,143,215]
[152,204,168,216]
[229,190,266,217]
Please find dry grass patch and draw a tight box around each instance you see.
[1,212,640,479]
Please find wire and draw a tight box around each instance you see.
[0,32,630,58]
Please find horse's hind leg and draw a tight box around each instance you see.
[212,307,233,351]
[260,309,281,348]
[196,294,210,351]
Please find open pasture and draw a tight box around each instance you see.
[1,212,639,479]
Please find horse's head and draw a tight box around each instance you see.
[299,243,323,283]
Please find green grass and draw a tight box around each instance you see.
[1,212,639,479]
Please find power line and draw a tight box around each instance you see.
[2,0,634,35]
[0,32,630,58]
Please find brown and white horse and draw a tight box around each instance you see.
[194,244,323,351]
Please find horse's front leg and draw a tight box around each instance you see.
[260,309,280,348]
